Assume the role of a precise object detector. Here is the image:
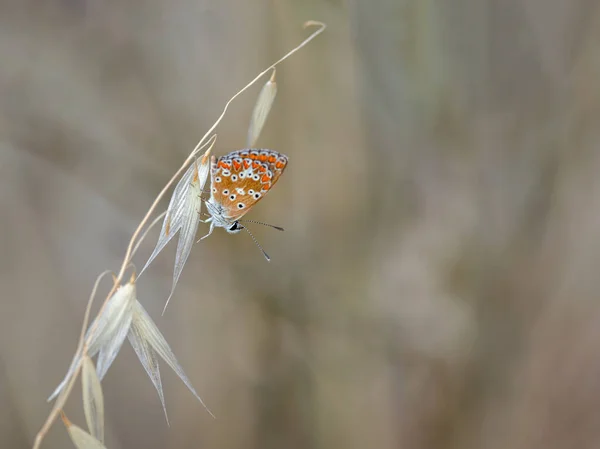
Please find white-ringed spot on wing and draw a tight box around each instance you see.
[236,188,245,195]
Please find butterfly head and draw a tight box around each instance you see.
[226,221,243,234]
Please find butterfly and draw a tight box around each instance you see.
[200,148,288,259]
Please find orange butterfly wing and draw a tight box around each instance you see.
[210,149,288,221]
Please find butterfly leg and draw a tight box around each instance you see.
[197,222,215,242]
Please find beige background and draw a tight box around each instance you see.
[2,0,600,448]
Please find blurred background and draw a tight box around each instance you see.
[3,0,600,448]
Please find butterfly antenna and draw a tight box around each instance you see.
[238,219,284,231]
[240,225,271,261]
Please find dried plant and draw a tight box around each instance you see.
[61,410,106,449]
[81,356,104,443]
[139,145,213,314]
[247,69,278,147]
[61,352,106,447]
[32,20,326,449]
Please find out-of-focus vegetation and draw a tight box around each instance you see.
[3,0,600,448]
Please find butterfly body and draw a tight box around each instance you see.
[202,149,288,238]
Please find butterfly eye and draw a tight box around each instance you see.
[229,194,236,200]
[231,175,238,181]
[237,203,245,209]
